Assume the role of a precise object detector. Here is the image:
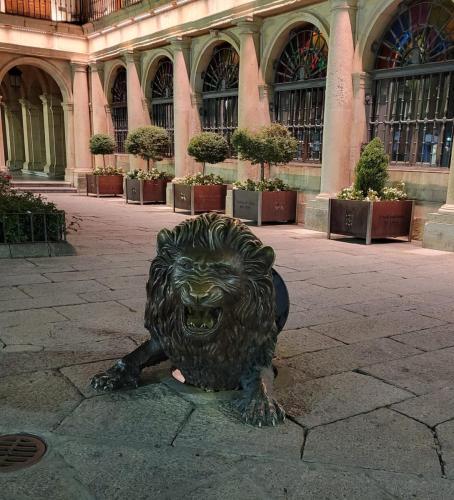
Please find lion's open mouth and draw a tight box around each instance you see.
[183,306,222,336]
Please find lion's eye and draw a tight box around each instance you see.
[180,260,192,270]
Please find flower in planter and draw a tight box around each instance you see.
[125,126,170,171]
[92,166,123,176]
[234,178,291,192]
[232,123,298,181]
[187,132,229,176]
[126,168,173,181]
[175,173,225,186]
[337,138,408,201]
[89,134,116,168]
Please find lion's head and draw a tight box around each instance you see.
[144,213,277,389]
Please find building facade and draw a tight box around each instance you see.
[0,0,453,248]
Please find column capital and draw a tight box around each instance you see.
[71,61,88,73]
[18,98,30,107]
[169,36,191,51]
[122,49,141,65]
[330,0,357,12]
[89,60,104,72]
[61,101,74,112]
[235,16,262,35]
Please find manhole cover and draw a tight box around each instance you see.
[0,434,46,472]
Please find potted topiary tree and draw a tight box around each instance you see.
[231,123,299,225]
[328,137,414,244]
[124,126,172,204]
[173,132,229,215]
[87,134,123,197]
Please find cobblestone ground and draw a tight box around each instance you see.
[1,193,454,499]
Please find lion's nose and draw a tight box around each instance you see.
[188,284,210,304]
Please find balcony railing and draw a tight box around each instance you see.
[1,0,142,23]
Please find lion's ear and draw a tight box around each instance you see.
[157,228,173,255]
[257,245,275,271]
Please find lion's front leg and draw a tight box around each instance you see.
[91,337,167,391]
[233,366,285,427]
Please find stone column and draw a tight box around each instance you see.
[1,101,21,171]
[19,98,32,172]
[71,63,92,186]
[61,102,76,185]
[171,37,199,178]
[423,152,454,251]
[0,97,6,169]
[350,72,371,170]
[90,62,109,135]
[304,0,357,231]
[39,94,55,175]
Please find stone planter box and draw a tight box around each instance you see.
[328,199,415,244]
[86,174,123,197]
[173,184,227,215]
[125,178,168,204]
[233,190,297,226]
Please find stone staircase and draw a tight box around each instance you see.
[10,181,78,194]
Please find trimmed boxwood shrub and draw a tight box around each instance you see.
[187,132,229,175]
[353,138,389,197]
[125,126,170,171]
[89,134,116,168]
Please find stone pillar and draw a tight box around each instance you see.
[350,72,371,171]
[171,37,199,178]
[90,62,109,135]
[304,0,357,231]
[71,63,92,186]
[19,98,32,172]
[61,102,76,185]
[39,94,55,175]
[423,152,454,251]
[1,101,23,171]
[0,97,6,169]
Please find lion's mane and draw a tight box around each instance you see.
[144,213,278,390]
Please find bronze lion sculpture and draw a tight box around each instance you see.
[91,213,289,427]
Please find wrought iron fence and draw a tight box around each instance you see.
[87,0,141,22]
[3,0,87,23]
[0,212,66,244]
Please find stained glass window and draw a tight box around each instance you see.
[371,0,454,168]
[274,26,328,163]
[111,67,127,154]
[201,43,239,153]
[150,59,174,157]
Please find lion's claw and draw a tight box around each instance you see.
[90,362,139,391]
[233,394,285,427]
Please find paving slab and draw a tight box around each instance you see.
[436,420,454,479]
[284,306,361,330]
[0,370,82,431]
[304,408,440,476]
[19,279,109,298]
[392,324,454,351]
[276,328,343,358]
[0,286,29,301]
[285,338,422,378]
[0,308,67,328]
[274,371,411,428]
[363,348,454,395]
[56,383,193,446]
[0,293,87,313]
[173,404,304,460]
[391,387,454,427]
[310,310,446,344]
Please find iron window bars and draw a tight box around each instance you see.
[370,0,454,168]
[201,43,239,155]
[274,26,328,163]
[111,68,128,154]
[150,59,174,158]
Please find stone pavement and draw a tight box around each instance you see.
[1,194,454,499]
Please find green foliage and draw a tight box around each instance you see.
[353,138,389,196]
[92,166,123,176]
[0,171,12,193]
[0,190,64,244]
[382,182,408,201]
[187,133,230,170]
[89,134,116,156]
[126,169,173,181]
[176,173,225,186]
[336,185,364,200]
[232,123,298,180]
[234,178,291,192]
[125,126,170,169]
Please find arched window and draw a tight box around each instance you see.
[111,67,127,153]
[274,26,328,163]
[150,59,174,157]
[202,43,239,153]
[370,0,454,168]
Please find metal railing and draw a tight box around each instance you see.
[0,212,66,244]
[88,0,141,22]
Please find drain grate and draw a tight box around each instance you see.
[0,434,46,472]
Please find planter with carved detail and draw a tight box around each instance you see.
[173,184,227,215]
[86,175,123,197]
[328,199,414,244]
[233,190,297,226]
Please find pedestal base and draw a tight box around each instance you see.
[423,212,454,252]
[303,197,329,232]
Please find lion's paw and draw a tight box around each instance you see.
[233,394,285,427]
[90,361,139,391]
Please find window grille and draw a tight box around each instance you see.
[201,43,239,154]
[150,59,174,158]
[274,26,328,163]
[111,68,128,154]
[370,0,454,168]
